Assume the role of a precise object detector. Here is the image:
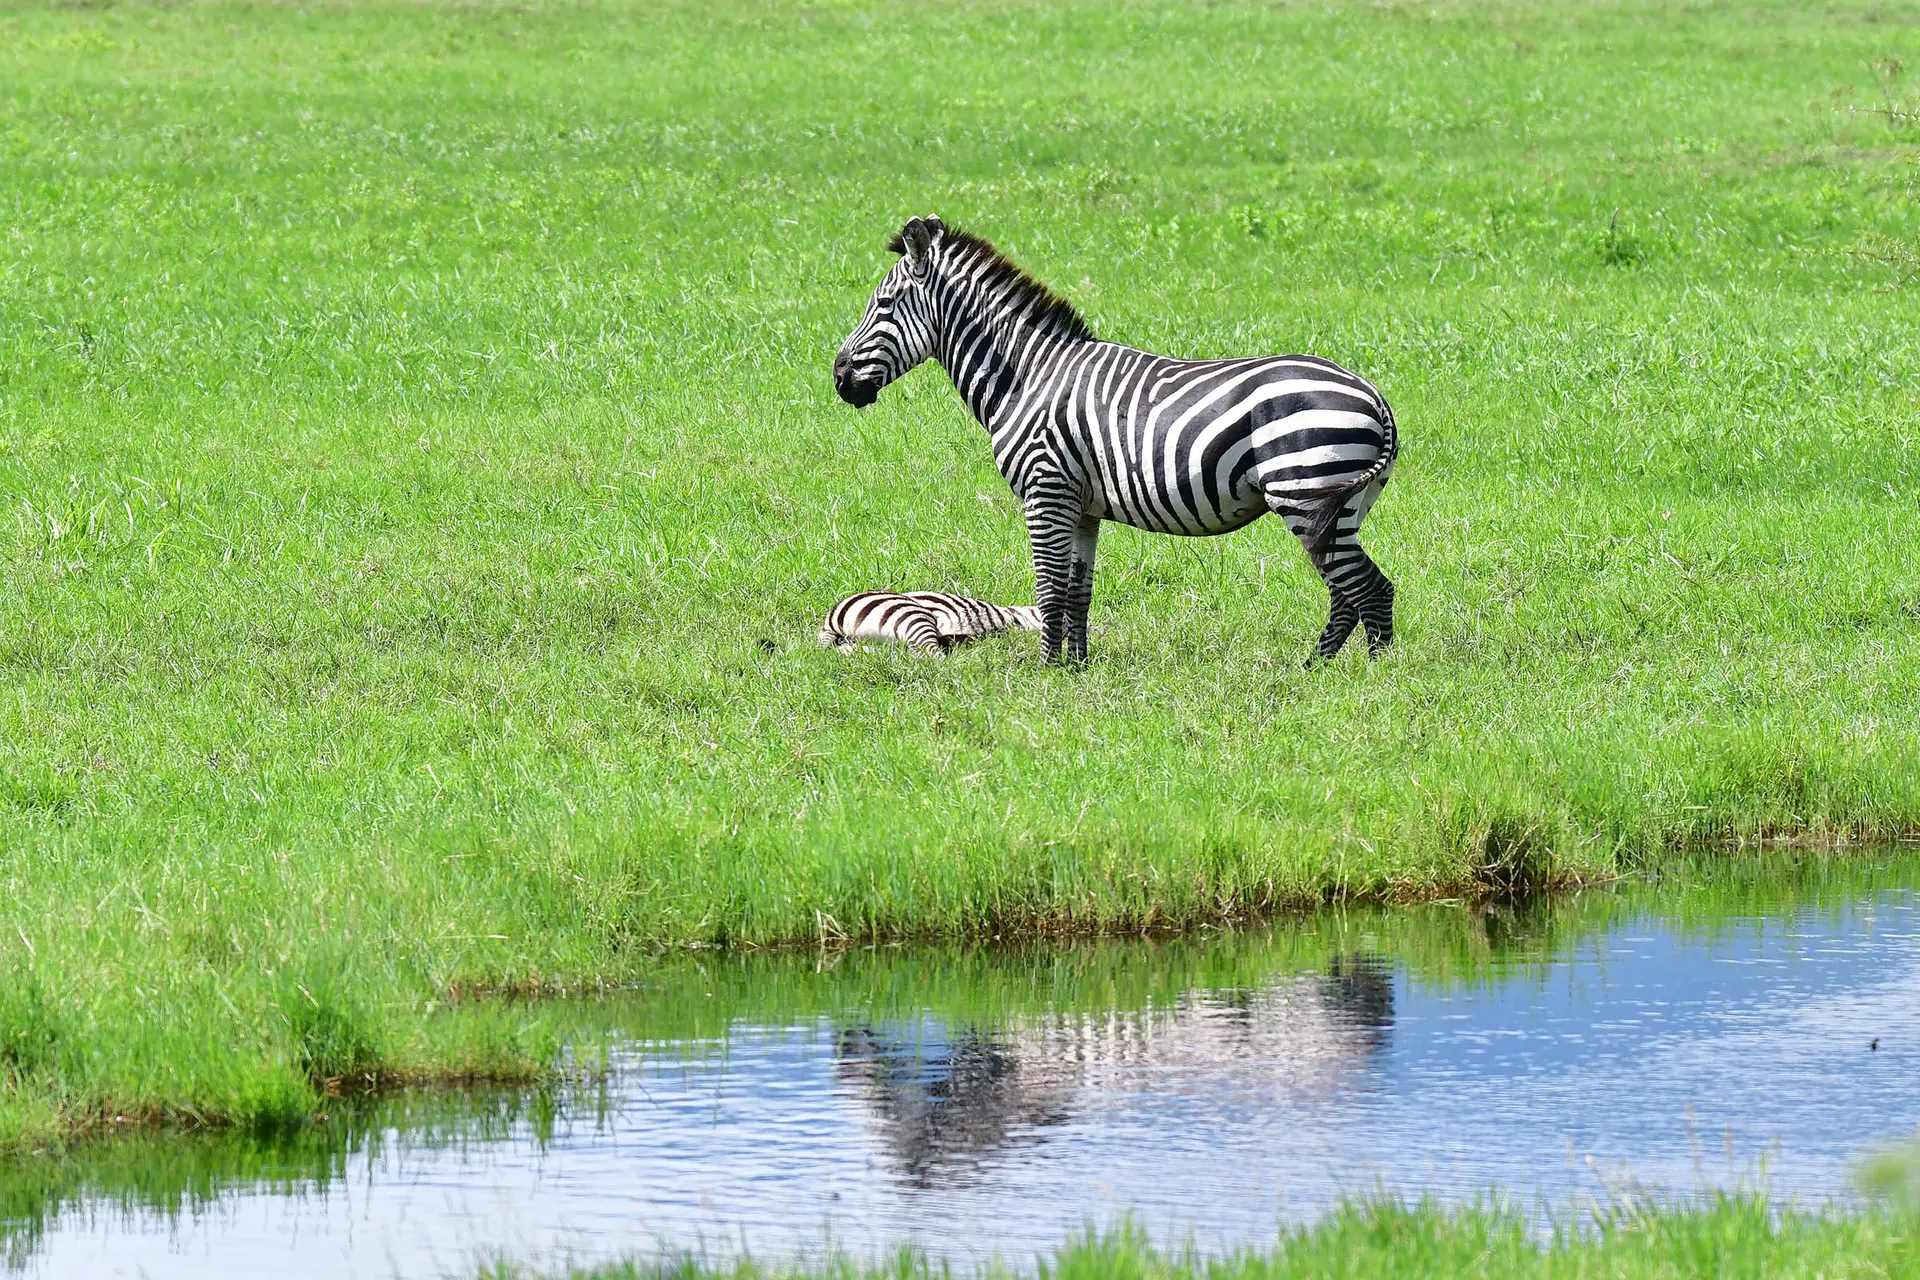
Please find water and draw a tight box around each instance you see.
[6,857,1920,1277]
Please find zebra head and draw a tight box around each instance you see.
[833,215,945,408]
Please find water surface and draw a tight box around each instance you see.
[6,856,1919,1277]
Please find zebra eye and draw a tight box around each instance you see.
[874,295,893,311]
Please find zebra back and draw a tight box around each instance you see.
[904,592,1042,638]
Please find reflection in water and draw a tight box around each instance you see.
[0,1090,557,1273]
[5,856,1920,1278]
[836,1027,1073,1186]
[833,959,1394,1187]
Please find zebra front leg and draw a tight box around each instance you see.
[1065,514,1101,663]
[1024,496,1080,665]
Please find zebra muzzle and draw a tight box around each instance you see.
[832,354,881,407]
[835,378,879,408]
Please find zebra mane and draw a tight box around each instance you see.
[887,224,1096,343]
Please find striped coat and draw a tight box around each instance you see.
[833,217,1398,665]
[819,592,1042,655]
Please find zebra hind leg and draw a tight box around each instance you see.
[900,608,950,656]
[1275,480,1393,665]
[1317,542,1393,660]
[1359,572,1395,655]
[1309,584,1361,667]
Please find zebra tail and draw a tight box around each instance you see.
[1303,400,1399,559]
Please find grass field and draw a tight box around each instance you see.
[2,0,1919,1137]
[498,1199,1920,1280]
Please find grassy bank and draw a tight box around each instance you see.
[3,0,1920,1135]
[490,1199,1920,1280]
[1,851,1906,1167]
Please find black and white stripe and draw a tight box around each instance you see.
[820,591,1043,655]
[833,216,1400,666]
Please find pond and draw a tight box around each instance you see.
[6,854,1919,1278]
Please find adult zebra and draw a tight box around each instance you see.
[832,216,1400,666]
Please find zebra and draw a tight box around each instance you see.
[819,591,1042,655]
[831,216,1399,666]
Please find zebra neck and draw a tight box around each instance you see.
[935,308,1082,430]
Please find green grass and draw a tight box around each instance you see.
[489,1199,1920,1280]
[2,0,1920,1136]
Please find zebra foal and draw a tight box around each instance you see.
[832,217,1399,666]
[820,591,1042,655]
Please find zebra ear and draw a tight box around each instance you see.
[899,216,937,273]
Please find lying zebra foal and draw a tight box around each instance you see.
[819,592,1042,655]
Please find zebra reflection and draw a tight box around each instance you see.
[834,1026,1076,1187]
[834,959,1394,1187]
